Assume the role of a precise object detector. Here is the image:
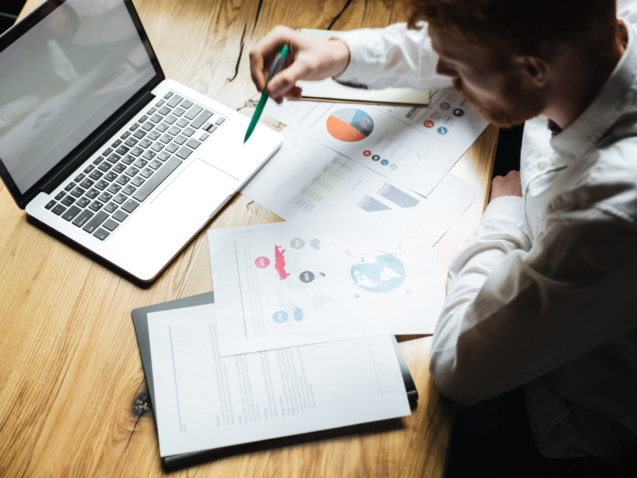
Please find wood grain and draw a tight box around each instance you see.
[0,0,497,476]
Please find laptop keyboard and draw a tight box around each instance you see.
[44,91,227,241]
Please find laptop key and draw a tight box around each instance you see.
[64,182,76,192]
[113,163,126,174]
[104,202,118,214]
[156,123,169,133]
[83,165,95,174]
[133,129,146,139]
[113,210,128,222]
[105,171,118,182]
[52,204,66,216]
[173,107,185,117]
[108,183,122,194]
[167,95,183,108]
[103,148,114,157]
[202,122,213,131]
[93,228,110,241]
[111,140,122,148]
[83,211,108,233]
[142,121,155,132]
[125,138,137,147]
[176,146,193,160]
[55,191,66,201]
[129,123,140,131]
[191,110,213,129]
[174,135,187,145]
[151,142,164,152]
[95,179,109,190]
[93,156,104,165]
[150,114,163,124]
[164,115,177,125]
[148,130,161,141]
[61,206,81,221]
[86,188,99,199]
[131,176,145,187]
[126,166,140,177]
[176,118,189,128]
[89,171,103,181]
[113,193,127,204]
[160,134,172,144]
[121,131,131,140]
[116,147,129,156]
[98,192,113,203]
[116,175,130,185]
[182,127,195,137]
[45,200,56,210]
[121,199,140,214]
[140,168,153,179]
[147,107,157,115]
[181,100,193,109]
[164,91,174,99]
[142,150,156,160]
[215,117,226,125]
[89,201,104,212]
[71,186,86,198]
[159,106,171,116]
[77,197,91,208]
[107,153,121,164]
[140,138,153,149]
[132,157,181,203]
[186,138,201,149]
[199,132,210,141]
[166,143,179,153]
[156,99,165,107]
[131,146,144,157]
[98,162,112,172]
[122,154,135,165]
[73,209,94,227]
[103,219,119,232]
[168,126,180,136]
[133,159,147,169]
[74,173,85,183]
[61,196,75,207]
[122,185,136,196]
[158,152,171,162]
[138,115,148,124]
[207,125,217,133]
[185,105,202,120]
[149,159,162,170]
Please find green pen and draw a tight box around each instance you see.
[244,44,289,143]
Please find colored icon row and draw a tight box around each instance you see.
[363,151,398,169]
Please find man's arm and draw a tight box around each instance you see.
[430,191,637,404]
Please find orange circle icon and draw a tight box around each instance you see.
[424,120,435,128]
[363,150,372,156]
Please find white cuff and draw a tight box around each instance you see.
[332,29,383,87]
[482,196,529,237]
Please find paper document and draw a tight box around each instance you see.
[148,304,411,457]
[208,210,445,356]
[241,128,481,244]
[264,92,487,196]
[296,29,429,106]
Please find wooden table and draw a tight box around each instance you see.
[0,0,498,476]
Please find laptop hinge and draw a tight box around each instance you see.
[40,89,157,195]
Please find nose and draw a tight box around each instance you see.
[436,59,459,78]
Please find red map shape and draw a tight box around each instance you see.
[274,245,290,280]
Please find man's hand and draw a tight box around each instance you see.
[490,170,523,202]
[249,26,351,104]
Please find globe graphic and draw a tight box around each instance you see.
[349,252,406,293]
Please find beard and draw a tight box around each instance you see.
[453,77,547,128]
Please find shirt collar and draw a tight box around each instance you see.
[550,22,637,160]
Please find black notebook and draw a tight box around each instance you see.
[132,292,418,469]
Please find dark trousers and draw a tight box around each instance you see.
[446,387,637,478]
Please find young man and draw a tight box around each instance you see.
[250,0,637,475]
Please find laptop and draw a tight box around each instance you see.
[0,0,282,283]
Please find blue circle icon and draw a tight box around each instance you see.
[440,102,451,110]
[453,108,464,117]
[273,311,288,323]
[381,159,389,166]
[437,127,448,135]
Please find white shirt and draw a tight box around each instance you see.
[336,2,637,463]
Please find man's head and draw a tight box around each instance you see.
[409,0,619,127]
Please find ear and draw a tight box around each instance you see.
[514,55,550,87]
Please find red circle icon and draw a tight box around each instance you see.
[363,150,372,156]
[424,120,435,128]
[255,257,270,268]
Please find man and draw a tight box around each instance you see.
[249,0,637,475]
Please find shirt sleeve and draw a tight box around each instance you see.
[430,194,637,404]
[333,22,453,90]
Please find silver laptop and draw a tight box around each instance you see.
[0,0,282,283]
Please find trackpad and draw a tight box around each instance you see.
[149,158,238,225]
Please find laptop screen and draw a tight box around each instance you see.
[0,0,156,194]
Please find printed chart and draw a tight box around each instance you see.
[326,108,374,142]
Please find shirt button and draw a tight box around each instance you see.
[538,162,547,171]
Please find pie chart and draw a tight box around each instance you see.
[326,108,374,142]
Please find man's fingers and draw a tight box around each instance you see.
[249,26,295,92]
[267,61,308,101]
[249,51,266,92]
[285,86,303,100]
